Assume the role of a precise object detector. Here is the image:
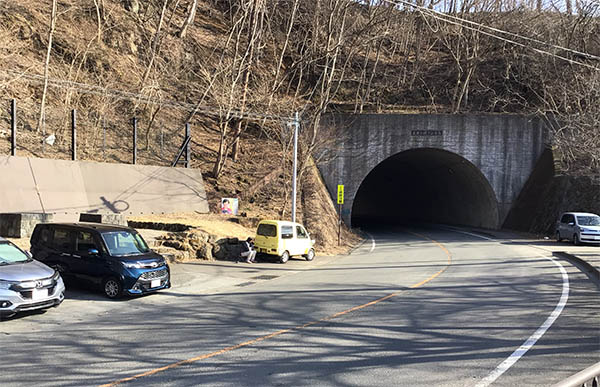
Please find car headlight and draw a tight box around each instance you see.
[580,227,591,232]
[0,280,15,290]
[122,261,144,269]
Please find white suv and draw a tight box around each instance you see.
[556,212,600,245]
[0,238,65,319]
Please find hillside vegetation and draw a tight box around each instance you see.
[0,0,599,239]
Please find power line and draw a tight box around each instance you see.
[382,0,600,70]
[425,3,600,61]
[0,69,294,122]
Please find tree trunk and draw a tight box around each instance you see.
[213,125,228,179]
[37,0,58,133]
[140,0,169,88]
[93,0,103,44]
[178,0,198,38]
[232,0,265,162]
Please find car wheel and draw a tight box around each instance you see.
[304,248,315,261]
[103,277,123,299]
[556,232,562,242]
[573,234,581,246]
[279,251,290,264]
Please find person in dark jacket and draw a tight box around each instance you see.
[240,237,256,263]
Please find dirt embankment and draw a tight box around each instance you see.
[129,160,361,262]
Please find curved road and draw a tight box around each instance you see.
[1,228,598,386]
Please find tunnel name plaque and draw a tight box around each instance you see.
[411,130,443,136]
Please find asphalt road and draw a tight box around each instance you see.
[1,227,598,387]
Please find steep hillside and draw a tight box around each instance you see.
[0,0,599,239]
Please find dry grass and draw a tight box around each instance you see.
[129,212,255,240]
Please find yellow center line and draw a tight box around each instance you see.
[100,231,452,387]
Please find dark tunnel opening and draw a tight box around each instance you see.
[351,148,499,229]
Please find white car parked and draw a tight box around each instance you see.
[556,212,600,245]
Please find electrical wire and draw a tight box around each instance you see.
[2,0,598,120]
[382,0,600,70]
[0,69,295,122]
[391,0,600,61]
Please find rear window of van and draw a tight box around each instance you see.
[257,224,277,237]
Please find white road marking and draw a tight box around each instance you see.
[365,232,376,253]
[475,255,570,387]
[445,227,497,241]
[447,228,571,387]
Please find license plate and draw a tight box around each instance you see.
[150,279,161,288]
[32,288,48,300]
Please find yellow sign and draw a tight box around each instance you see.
[337,185,344,204]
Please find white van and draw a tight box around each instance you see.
[254,220,315,263]
[556,212,600,245]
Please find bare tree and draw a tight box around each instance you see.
[140,0,170,88]
[178,0,198,38]
[37,0,58,133]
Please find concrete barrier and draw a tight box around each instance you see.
[0,156,209,218]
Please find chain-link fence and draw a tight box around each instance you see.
[1,97,192,169]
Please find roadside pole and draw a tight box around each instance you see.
[337,184,344,246]
[10,99,16,156]
[291,112,299,223]
[132,117,137,165]
[71,109,76,161]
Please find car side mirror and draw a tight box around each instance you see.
[88,248,99,256]
[311,239,316,245]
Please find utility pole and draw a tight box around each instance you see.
[291,112,299,223]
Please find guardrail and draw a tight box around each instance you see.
[553,362,600,387]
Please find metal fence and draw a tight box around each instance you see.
[2,99,191,168]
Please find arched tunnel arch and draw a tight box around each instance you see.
[351,148,499,229]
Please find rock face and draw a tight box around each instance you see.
[212,238,242,261]
[156,229,241,261]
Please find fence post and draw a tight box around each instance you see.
[185,122,191,168]
[10,99,16,156]
[71,109,77,161]
[132,117,137,165]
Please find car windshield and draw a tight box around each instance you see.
[577,216,600,226]
[100,231,150,256]
[0,242,31,265]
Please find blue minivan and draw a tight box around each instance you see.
[30,223,170,299]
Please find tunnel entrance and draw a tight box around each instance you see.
[351,148,499,229]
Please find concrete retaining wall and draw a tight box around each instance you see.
[0,213,55,238]
[0,156,209,220]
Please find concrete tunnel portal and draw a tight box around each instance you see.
[351,148,500,229]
